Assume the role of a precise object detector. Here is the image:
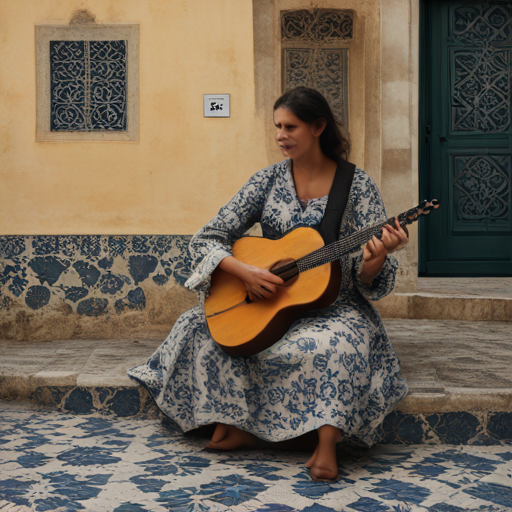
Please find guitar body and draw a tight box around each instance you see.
[204,199,441,357]
[204,227,341,357]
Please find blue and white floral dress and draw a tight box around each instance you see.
[128,159,408,447]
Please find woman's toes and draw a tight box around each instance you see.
[209,424,228,444]
[207,426,258,451]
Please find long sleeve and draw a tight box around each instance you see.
[184,167,276,293]
[347,171,398,301]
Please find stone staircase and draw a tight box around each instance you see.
[1,278,511,445]
[377,277,512,322]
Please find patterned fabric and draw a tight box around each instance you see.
[128,159,407,446]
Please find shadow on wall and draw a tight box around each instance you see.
[0,235,197,341]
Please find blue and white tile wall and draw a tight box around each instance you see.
[0,235,193,338]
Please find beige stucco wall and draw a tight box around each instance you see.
[1,0,420,292]
[0,0,267,235]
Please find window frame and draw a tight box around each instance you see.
[35,24,139,142]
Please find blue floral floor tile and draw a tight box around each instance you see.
[1,402,511,512]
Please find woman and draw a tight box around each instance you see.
[128,87,409,481]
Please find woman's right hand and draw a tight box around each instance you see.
[218,256,284,299]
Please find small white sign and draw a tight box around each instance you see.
[204,94,230,117]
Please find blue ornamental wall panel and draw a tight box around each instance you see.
[0,235,192,314]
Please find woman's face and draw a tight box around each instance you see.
[274,107,324,160]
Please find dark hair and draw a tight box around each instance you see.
[273,87,350,161]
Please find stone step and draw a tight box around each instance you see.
[0,319,511,445]
[377,277,512,322]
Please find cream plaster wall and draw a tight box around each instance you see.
[1,0,421,292]
[0,0,267,235]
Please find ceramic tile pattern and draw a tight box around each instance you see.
[0,235,192,314]
[0,402,511,512]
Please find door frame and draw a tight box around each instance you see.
[419,0,432,275]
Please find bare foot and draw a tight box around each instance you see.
[210,423,228,444]
[307,425,342,481]
[305,445,318,468]
[206,423,259,451]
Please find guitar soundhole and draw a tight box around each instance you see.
[271,259,299,287]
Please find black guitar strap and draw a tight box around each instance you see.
[318,158,356,245]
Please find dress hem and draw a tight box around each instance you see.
[127,371,406,447]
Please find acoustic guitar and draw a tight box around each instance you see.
[204,200,440,357]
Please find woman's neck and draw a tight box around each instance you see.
[291,151,338,200]
[292,148,333,178]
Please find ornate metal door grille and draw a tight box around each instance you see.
[281,9,353,128]
[451,4,512,133]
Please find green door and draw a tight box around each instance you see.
[420,1,512,276]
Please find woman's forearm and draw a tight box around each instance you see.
[218,256,251,279]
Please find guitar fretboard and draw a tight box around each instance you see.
[296,219,390,273]
[294,200,439,273]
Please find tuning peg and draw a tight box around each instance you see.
[432,199,440,206]
[419,200,428,209]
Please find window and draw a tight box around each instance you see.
[281,9,353,128]
[36,24,139,142]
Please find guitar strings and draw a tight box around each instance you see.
[296,220,388,272]
[296,205,424,273]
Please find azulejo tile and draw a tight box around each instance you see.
[19,383,512,445]
[127,254,159,285]
[426,412,481,444]
[105,388,141,417]
[77,297,109,317]
[380,411,426,444]
[0,236,26,258]
[2,402,512,512]
[487,412,512,441]
[25,285,51,310]
[64,387,94,414]
[0,235,193,319]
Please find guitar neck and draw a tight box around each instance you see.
[295,219,389,273]
[294,200,440,274]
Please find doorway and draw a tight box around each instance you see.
[419,1,512,276]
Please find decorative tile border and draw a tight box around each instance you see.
[17,383,512,445]
[0,235,192,315]
[28,385,160,419]
[382,411,512,446]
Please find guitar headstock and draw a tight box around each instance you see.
[397,199,440,227]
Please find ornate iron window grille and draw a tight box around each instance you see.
[50,40,127,132]
[281,9,353,129]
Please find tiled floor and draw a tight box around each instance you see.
[1,402,511,512]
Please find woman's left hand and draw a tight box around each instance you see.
[363,218,409,261]
[359,218,409,285]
